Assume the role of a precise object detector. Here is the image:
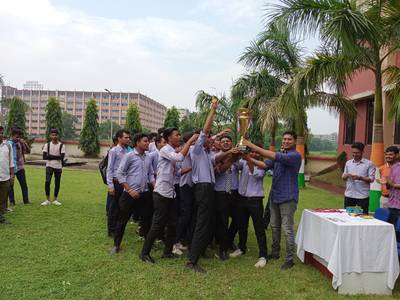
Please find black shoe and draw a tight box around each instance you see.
[186,262,206,273]
[267,254,280,260]
[0,219,11,224]
[161,253,179,259]
[24,201,31,205]
[110,246,120,255]
[281,260,294,270]
[140,254,155,264]
[216,251,229,261]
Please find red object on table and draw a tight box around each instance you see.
[312,208,343,213]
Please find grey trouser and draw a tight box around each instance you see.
[270,200,297,262]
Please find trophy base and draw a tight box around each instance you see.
[238,144,249,153]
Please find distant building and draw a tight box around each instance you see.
[313,133,338,143]
[1,86,167,136]
[23,81,43,90]
[177,108,190,121]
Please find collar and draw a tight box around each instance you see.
[134,148,146,156]
[352,158,364,163]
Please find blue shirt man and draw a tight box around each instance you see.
[242,131,301,270]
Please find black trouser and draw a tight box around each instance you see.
[9,169,29,204]
[215,191,236,252]
[238,196,268,258]
[107,180,123,235]
[141,192,177,255]
[176,184,195,244]
[106,192,112,216]
[189,183,214,264]
[226,190,239,249]
[0,180,10,221]
[344,196,369,214]
[263,198,271,229]
[45,167,62,198]
[114,191,152,247]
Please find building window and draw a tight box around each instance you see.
[366,98,374,145]
[344,118,356,145]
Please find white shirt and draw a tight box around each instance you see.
[154,144,184,198]
[0,141,14,181]
[344,158,375,199]
[43,142,66,169]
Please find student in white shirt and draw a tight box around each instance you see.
[41,129,66,206]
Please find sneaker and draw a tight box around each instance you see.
[6,207,13,212]
[53,200,62,206]
[41,200,51,206]
[254,257,267,268]
[281,260,294,270]
[229,249,244,258]
[172,244,183,256]
[175,242,188,250]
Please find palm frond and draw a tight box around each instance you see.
[386,66,400,120]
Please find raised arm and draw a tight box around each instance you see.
[203,97,219,135]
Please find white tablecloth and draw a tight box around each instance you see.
[296,209,399,290]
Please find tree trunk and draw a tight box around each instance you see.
[269,123,276,151]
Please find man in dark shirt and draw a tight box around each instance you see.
[242,131,301,270]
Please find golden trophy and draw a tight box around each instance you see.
[237,108,251,152]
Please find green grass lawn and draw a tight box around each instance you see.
[0,167,398,299]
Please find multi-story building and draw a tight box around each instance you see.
[177,108,190,121]
[1,86,166,136]
[314,133,338,144]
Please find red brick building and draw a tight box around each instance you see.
[337,52,400,159]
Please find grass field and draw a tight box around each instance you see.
[0,167,398,299]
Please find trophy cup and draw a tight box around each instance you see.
[237,108,251,152]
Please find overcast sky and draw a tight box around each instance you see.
[0,0,338,134]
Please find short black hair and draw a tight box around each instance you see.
[163,127,179,141]
[149,132,157,139]
[112,136,118,145]
[11,127,22,136]
[50,128,59,135]
[182,132,194,143]
[386,146,399,154]
[220,136,232,142]
[283,130,297,140]
[157,127,165,135]
[115,129,130,139]
[351,142,365,152]
[133,133,148,145]
[155,134,164,145]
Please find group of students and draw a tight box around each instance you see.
[342,142,400,224]
[105,99,302,273]
[0,126,66,224]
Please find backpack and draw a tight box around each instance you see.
[47,142,65,166]
[98,151,109,185]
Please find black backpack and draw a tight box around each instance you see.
[98,151,109,185]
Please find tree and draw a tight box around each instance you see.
[269,0,400,169]
[125,103,142,134]
[180,115,195,134]
[79,99,100,157]
[45,97,63,140]
[62,111,78,140]
[5,96,29,137]
[99,120,121,140]
[164,106,180,128]
[238,21,356,187]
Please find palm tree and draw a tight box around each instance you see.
[269,0,400,168]
[238,22,355,187]
[231,70,283,149]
